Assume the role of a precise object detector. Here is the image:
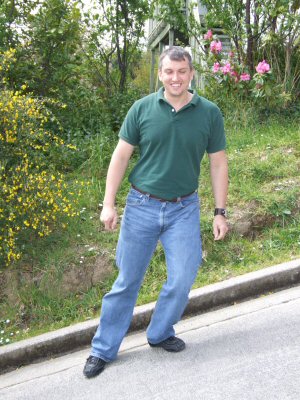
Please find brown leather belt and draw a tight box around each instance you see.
[132,185,196,203]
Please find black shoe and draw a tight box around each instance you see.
[83,356,106,378]
[148,336,186,352]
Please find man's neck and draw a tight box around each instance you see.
[163,90,193,111]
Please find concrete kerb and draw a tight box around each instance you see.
[1,258,300,375]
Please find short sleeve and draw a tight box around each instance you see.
[118,103,140,146]
[206,107,226,153]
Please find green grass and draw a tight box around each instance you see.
[0,114,299,346]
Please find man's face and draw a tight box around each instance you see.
[158,56,194,99]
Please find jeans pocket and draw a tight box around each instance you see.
[180,193,199,209]
[126,190,146,206]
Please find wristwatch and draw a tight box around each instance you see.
[214,208,227,218]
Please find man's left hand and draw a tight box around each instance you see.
[213,215,229,240]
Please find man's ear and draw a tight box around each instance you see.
[158,70,162,82]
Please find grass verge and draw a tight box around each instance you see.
[0,115,299,346]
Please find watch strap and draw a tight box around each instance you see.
[214,208,227,217]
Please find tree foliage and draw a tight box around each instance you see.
[83,0,151,93]
[0,0,151,135]
[0,0,39,49]
[0,0,82,95]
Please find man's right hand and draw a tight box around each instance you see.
[100,205,118,231]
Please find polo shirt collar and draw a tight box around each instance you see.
[157,87,200,107]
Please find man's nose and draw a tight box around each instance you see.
[172,72,179,81]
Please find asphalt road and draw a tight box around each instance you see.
[1,285,300,400]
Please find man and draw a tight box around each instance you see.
[83,46,228,378]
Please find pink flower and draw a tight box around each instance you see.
[240,73,251,81]
[213,62,221,73]
[255,60,270,74]
[204,29,213,40]
[221,62,231,74]
[210,40,222,54]
[229,51,235,58]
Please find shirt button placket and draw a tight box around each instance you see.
[171,108,176,121]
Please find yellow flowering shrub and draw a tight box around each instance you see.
[0,49,81,267]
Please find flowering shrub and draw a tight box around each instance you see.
[202,30,273,102]
[0,49,81,267]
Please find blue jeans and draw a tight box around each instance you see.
[91,188,202,361]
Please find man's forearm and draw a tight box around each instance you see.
[100,140,134,231]
[210,167,228,208]
[209,151,229,240]
[103,151,130,207]
[209,151,228,208]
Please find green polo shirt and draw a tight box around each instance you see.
[119,87,226,199]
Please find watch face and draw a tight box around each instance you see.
[222,210,227,217]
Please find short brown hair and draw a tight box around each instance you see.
[159,46,193,70]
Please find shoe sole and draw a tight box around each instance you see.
[148,341,186,352]
[83,364,106,378]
